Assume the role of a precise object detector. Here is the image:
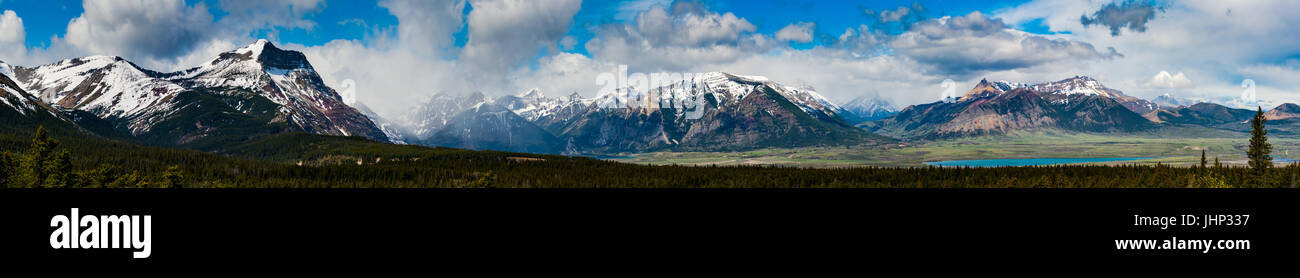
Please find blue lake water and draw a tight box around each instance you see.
[924,157,1157,167]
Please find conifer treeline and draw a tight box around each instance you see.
[4,125,1300,188]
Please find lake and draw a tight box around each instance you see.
[924,157,1157,167]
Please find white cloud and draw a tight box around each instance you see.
[60,0,215,69]
[377,0,466,55]
[216,0,326,36]
[461,0,582,74]
[995,0,1300,102]
[833,25,884,57]
[512,52,616,98]
[0,10,26,63]
[1145,71,1192,89]
[586,1,770,72]
[775,22,814,43]
[890,11,1120,77]
[302,0,586,121]
[559,36,577,51]
[301,0,471,120]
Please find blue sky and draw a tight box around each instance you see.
[1,0,1298,114]
[5,0,1043,54]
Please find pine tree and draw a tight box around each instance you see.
[17,126,58,187]
[161,166,184,188]
[1248,107,1273,187]
[0,151,14,188]
[86,164,119,188]
[41,150,73,188]
[1200,150,1207,174]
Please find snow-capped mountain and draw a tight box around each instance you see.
[494,88,584,122]
[1026,76,1158,114]
[168,39,386,141]
[1152,93,1198,108]
[870,77,1155,139]
[594,72,849,124]
[551,72,881,152]
[406,91,492,140]
[840,95,899,123]
[401,91,560,153]
[422,100,561,154]
[0,63,80,134]
[9,40,387,147]
[13,56,185,133]
[353,102,410,144]
[1,63,61,118]
[956,76,1159,114]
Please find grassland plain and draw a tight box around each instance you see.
[612,127,1300,168]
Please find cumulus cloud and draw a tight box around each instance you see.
[301,0,469,119]
[377,0,466,54]
[775,22,815,43]
[461,0,582,74]
[1145,70,1192,89]
[60,0,215,67]
[864,3,924,23]
[217,0,326,35]
[0,10,26,62]
[301,0,587,120]
[586,1,771,72]
[512,52,617,98]
[890,11,1120,77]
[832,25,884,57]
[992,0,1300,102]
[1080,1,1160,36]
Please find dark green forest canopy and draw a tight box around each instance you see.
[1,126,1296,188]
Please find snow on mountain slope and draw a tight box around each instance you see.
[14,56,184,133]
[0,61,14,81]
[587,72,848,123]
[0,64,71,122]
[959,76,1158,114]
[405,91,492,140]
[841,95,898,123]
[169,39,387,141]
[11,40,387,142]
[353,102,410,144]
[1028,76,1158,114]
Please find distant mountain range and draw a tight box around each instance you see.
[867,77,1156,139]
[378,72,888,154]
[4,40,1300,157]
[840,95,899,124]
[1153,93,1279,111]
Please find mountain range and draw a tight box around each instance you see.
[867,77,1157,139]
[8,40,386,149]
[381,72,887,154]
[3,39,1300,157]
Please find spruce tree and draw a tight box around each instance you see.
[161,166,184,188]
[0,151,14,188]
[1248,107,1273,187]
[1200,150,1207,174]
[17,126,58,187]
[41,150,73,188]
